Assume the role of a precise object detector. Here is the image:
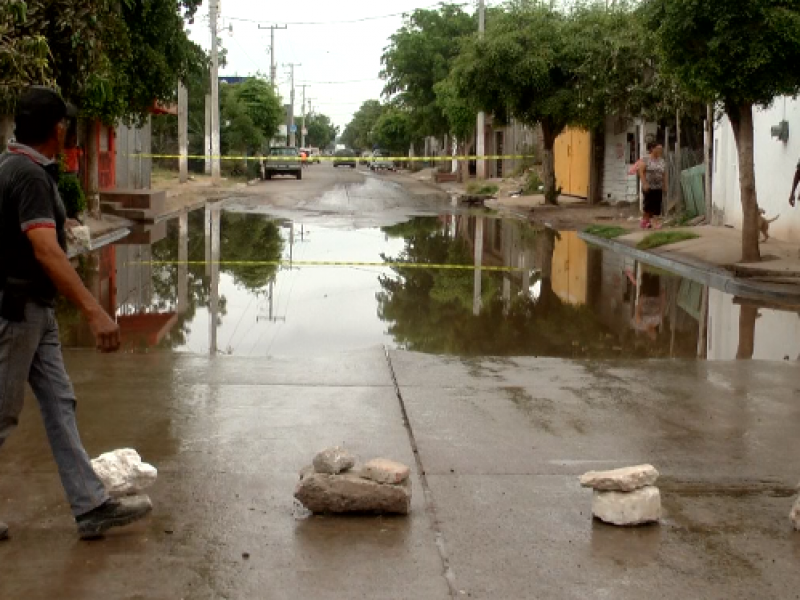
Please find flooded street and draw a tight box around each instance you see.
[59,192,800,361]
[3,168,800,599]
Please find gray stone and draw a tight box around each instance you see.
[312,446,356,475]
[295,469,411,515]
[92,449,157,497]
[592,486,661,526]
[580,464,659,492]
[360,458,411,484]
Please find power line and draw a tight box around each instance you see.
[220,3,452,26]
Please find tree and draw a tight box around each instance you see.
[643,0,800,262]
[380,3,475,141]
[302,113,339,149]
[450,3,577,204]
[341,100,386,150]
[434,77,476,182]
[566,3,679,128]
[371,108,412,154]
[0,0,52,113]
[233,77,282,141]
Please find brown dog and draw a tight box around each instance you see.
[759,208,780,242]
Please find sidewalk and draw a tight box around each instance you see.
[404,167,640,229]
[581,225,800,303]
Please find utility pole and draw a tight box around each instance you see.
[476,0,486,180]
[178,81,188,183]
[204,93,211,175]
[284,63,301,147]
[209,0,221,183]
[258,24,288,88]
[299,84,309,148]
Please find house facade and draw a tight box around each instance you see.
[712,97,800,242]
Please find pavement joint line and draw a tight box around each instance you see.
[383,346,459,599]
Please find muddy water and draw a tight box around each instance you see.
[59,209,800,360]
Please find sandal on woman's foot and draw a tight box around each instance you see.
[640,219,652,229]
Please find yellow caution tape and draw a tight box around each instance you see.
[128,259,526,272]
[121,153,535,162]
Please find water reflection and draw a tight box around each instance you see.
[58,209,800,361]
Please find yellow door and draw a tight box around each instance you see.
[553,128,592,198]
[570,129,591,198]
[554,130,571,197]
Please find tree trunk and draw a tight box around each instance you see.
[736,305,758,359]
[541,120,558,205]
[85,119,100,218]
[458,140,469,183]
[727,103,760,263]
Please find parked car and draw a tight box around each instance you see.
[333,149,357,168]
[264,147,302,180]
[369,150,394,172]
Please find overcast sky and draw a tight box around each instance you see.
[188,1,476,132]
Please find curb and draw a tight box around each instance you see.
[578,232,800,304]
[68,227,131,259]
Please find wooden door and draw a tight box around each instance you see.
[570,129,591,198]
[554,130,571,196]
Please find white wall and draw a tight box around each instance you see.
[601,117,658,204]
[712,97,800,242]
[706,289,800,360]
[115,118,152,190]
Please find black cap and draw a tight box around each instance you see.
[14,86,77,144]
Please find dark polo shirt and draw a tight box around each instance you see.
[0,142,67,306]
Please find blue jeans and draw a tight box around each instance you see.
[0,294,108,516]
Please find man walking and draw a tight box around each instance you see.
[0,87,151,540]
[790,159,800,207]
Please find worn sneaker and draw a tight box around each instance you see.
[76,496,152,540]
[0,521,8,541]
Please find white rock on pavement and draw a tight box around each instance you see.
[360,458,411,485]
[791,497,800,530]
[580,464,659,492]
[295,468,411,515]
[592,486,661,526]
[91,449,157,497]
[313,447,356,475]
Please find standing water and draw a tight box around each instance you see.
[58,208,800,361]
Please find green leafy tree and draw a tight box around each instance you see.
[371,108,412,154]
[643,0,800,262]
[567,2,681,127]
[0,0,52,113]
[341,100,385,150]
[434,77,475,181]
[450,3,576,204]
[380,3,475,141]
[233,77,282,141]
[297,113,339,149]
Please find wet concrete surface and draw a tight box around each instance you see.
[3,166,800,598]
[3,351,800,598]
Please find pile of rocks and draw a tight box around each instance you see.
[295,447,412,515]
[580,464,661,526]
[92,449,158,497]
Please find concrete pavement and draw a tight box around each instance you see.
[2,348,800,598]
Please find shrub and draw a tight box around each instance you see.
[58,173,87,218]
